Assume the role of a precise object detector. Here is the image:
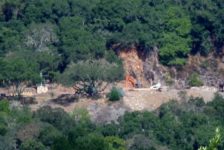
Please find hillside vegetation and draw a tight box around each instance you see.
[0,0,223,82]
[0,1,224,150]
[0,95,224,150]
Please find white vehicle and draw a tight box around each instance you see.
[150,82,161,90]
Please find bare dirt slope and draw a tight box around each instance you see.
[122,86,217,111]
[27,86,218,123]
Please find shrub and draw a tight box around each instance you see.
[198,128,221,150]
[188,72,203,87]
[107,87,124,102]
[52,136,72,150]
[0,124,7,136]
[164,73,174,86]
[20,139,45,150]
[35,106,74,132]
[0,100,10,113]
[75,133,110,150]
[188,97,205,107]
[38,125,62,147]
[105,136,126,150]
[12,107,32,124]
[71,108,91,125]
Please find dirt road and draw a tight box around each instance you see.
[26,86,218,123]
[122,86,217,111]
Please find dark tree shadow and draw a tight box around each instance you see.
[50,94,79,106]
[22,97,37,105]
[0,94,37,105]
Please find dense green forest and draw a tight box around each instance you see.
[0,0,223,83]
[0,1,224,150]
[0,94,223,150]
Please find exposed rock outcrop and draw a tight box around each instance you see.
[117,47,167,88]
[116,46,224,89]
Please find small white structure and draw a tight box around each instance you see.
[22,88,36,97]
[37,84,48,94]
[150,82,161,90]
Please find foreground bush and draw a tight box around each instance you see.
[21,139,45,150]
[107,87,124,101]
[0,95,224,149]
[188,72,203,87]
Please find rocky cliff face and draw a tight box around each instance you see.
[143,47,167,86]
[117,46,224,89]
[183,54,224,87]
[117,47,166,88]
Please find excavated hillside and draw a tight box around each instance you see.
[27,47,224,123]
[118,48,147,87]
[116,47,224,89]
[117,47,166,88]
[12,46,224,124]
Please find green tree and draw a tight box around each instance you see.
[159,6,192,66]
[0,58,40,99]
[33,52,60,82]
[35,106,74,132]
[68,0,100,17]
[0,26,22,56]
[23,22,58,52]
[105,136,126,150]
[185,0,220,55]
[59,16,106,64]
[52,136,72,150]
[0,100,10,136]
[23,0,70,23]
[60,59,123,98]
[198,128,221,150]
[38,125,62,147]
[188,72,203,87]
[0,100,10,113]
[71,108,91,125]
[21,139,45,150]
[75,133,110,150]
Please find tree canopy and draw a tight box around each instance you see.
[60,59,123,97]
[0,94,224,149]
[0,1,224,149]
[0,0,223,78]
[0,58,40,97]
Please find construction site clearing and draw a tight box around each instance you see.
[0,48,222,122]
[0,82,219,123]
[0,82,219,112]
[0,47,223,123]
[33,84,219,123]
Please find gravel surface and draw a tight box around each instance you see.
[20,86,219,123]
